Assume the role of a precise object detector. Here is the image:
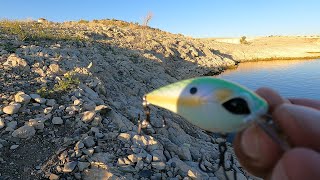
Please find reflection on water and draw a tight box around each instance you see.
[216,59,320,99]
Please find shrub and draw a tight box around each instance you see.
[240,36,248,44]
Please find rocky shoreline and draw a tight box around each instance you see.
[0,19,319,180]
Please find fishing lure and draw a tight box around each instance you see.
[144,76,269,133]
[142,76,289,179]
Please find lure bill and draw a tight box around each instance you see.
[143,76,290,151]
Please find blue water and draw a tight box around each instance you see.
[217,59,320,100]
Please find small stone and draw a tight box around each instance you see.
[74,99,82,106]
[12,125,36,139]
[46,99,56,107]
[52,117,63,125]
[35,97,46,104]
[10,144,19,150]
[3,103,21,115]
[151,161,166,170]
[83,136,95,147]
[26,119,44,130]
[44,107,53,114]
[7,121,17,129]
[77,161,90,171]
[135,159,144,170]
[63,161,77,173]
[146,154,152,164]
[82,111,96,123]
[83,101,96,111]
[83,148,95,156]
[30,94,41,99]
[118,165,137,173]
[49,173,59,180]
[95,105,111,115]
[0,118,5,129]
[74,172,81,179]
[139,170,153,178]
[75,141,85,149]
[118,133,131,142]
[14,92,31,104]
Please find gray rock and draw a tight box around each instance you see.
[7,121,17,129]
[63,161,77,173]
[3,54,30,71]
[10,144,19,150]
[30,94,41,99]
[3,103,21,115]
[95,105,111,115]
[12,125,36,139]
[14,92,31,104]
[77,161,90,171]
[26,119,45,130]
[168,157,208,179]
[83,101,96,111]
[118,165,137,173]
[75,141,85,149]
[83,136,95,147]
[46,99,56,107]
[151,161,166,170]
[35,97,46,104]
[52,117,63,125]
[82,168,117,180]
[82,111,96,123]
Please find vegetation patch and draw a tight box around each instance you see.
[37,72,80,98]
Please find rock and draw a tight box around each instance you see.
[44,107,53,114]
[74,172,81,180]
[3,103,21,115]
[14,92,31,104]
[10,144,19,150]
[135,159,144,170]
[127,154,142,163]
[82,168,117,180]
[152,150,166,162]
[7,121,17,129]
[49,64,63,74]
[46,99,56,107]
[49,173,60,180]
[168,157,208,179]
[95,105,111,115]
[83,101,96,111]
[34,97,46,104]
[139,170,153,178]
[12,125,36,139]
[151,161,166,170]
[118,165,137,173]
[26,119,45,130]
[74,99,82,106]
[30,94,41,100]
[52,117,63,125]
[75,141,85,149]
[3,54,30,71]
[0,118,5,129]
[83,148,94,156]
[77,161,90,171]
[117,133,131,143]
[83,136,95,147]
[146,154,152,164]
[63,161,77,173]
[82,111,96,123]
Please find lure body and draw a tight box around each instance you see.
[144,77,268,133]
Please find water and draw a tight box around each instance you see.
[217,59,320,100]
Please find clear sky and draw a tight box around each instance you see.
[0,0,319,37]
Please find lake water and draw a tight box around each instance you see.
[216,59,320,100]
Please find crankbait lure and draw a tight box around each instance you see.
[144,76,268,133]
[143,76,290,150]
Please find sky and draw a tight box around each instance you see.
[0,0,319,37]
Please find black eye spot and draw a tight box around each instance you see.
[189,87,197,95]
[222,97,251,115]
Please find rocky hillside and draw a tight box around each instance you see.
[0,19,318,180]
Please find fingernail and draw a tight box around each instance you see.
[271,161,289,180]
[241,125,261,159]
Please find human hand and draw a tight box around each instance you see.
[233,88,320,180]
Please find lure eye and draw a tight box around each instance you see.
[222,97,251,115]
[189,87,197,95]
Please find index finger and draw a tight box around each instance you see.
[289,98,320,110]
